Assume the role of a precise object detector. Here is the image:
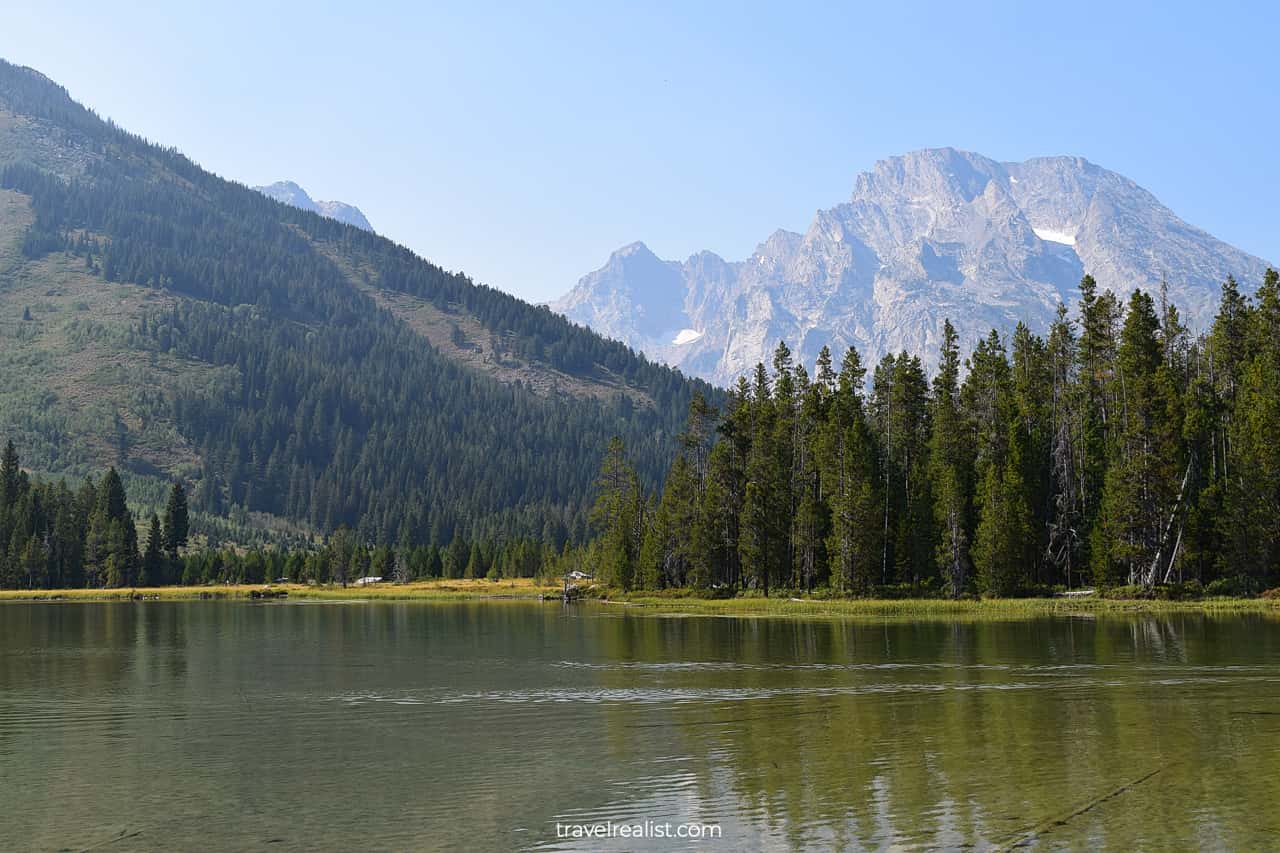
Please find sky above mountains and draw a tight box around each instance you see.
[2,1,1276,303]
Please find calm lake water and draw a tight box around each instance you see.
[2,602,1279,851]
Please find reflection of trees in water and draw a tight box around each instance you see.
[590,614,1276,849]
[1126,613,1190,662]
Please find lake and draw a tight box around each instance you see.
[1,601,1278,851]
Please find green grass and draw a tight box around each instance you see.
[0,577,561,603]
[288,578,560,601]
[4,581,1278,620]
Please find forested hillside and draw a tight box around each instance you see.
[0,59,716,548]
[586,273,1280,596]
[0,438,551,589]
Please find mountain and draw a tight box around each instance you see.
[254,180,374,232]
[555,148,1274,384]
[0,59,715,547]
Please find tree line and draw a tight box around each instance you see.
[587,272,1280,597]
[0,440,188,588]
[0,438,562,589]
[165,531,557,587]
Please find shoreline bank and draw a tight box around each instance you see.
[3,581,1278,617]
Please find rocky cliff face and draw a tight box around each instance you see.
[554,149,1272,385]
[255,180,374,232]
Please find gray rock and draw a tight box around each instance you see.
[554,148,1272,384]
[255,180,374,232]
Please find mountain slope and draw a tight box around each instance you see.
[0,59,715,547]
[254,180,374,232]
[555,148,1273,383]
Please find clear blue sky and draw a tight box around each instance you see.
[3,1,1276,303]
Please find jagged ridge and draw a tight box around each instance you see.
[555,148,1273,383]
[255,180,375,232]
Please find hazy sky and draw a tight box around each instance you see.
[3,1,1276,303]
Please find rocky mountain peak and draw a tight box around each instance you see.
[554,149,1273,386]
[855,147,1004,206]
[254,180,374,232]
[614,240,656,258]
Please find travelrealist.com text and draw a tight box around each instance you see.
[554,820,723,841]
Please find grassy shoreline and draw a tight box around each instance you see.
[611,593,1280,617]
[0,578,559,603]
[2,580,1278,617]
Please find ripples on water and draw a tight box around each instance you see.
[1,602,1279,851]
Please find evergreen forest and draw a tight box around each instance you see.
[5,272,1279,597]
[583,273,1280,597]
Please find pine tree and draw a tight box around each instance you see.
[1045,304,1084,587]
[1222,269,1280,583]
[680,391,718,498]
[637,499,666,591]
[0,439,19,510]
[973,437,1035,596]
[870,354,897,585]
[1093,290,1184,587]
[370,544,397,583]
[50,492,85,589]
[962,329,1036,594]
[792,362,827,592]
[770,342,797,589]
[329,526,359,586]
[443,535,467,580]
[162,482,189,561]
[674,394,720,590]
[654,455,697,587]
[1077,276,1121,555]
[591,437,642,590]
[83,507,108,588]
[1011,322,1053,585]
[929,320,970,597]
[464,542,483,579]
[823,347,881,594]
[142,514,163,587]
[20,534,47,590]
[694,441,736,589]
[740,361,789,595]
[738,479,768,595]
[98,467,128,525]
[104,519,128,588]
[871,353,933,587]
[84,468,137,587]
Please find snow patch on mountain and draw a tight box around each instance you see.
[1033,227,1077,246]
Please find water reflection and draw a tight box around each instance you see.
[0,603,1278,850]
